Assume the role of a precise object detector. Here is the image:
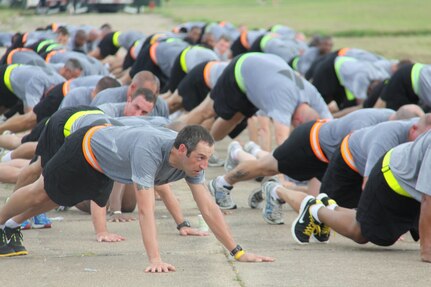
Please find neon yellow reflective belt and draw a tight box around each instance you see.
[291,56,300,71]
[37,39,55,53]
[334,56,357,101]
[381,149,413,198]
[112,32,121,48]
[179,46,192,73]
[270,24,283,33]
[45,43,62,52]
[259,34,275,51]
[411,63,424,95]
[63,110,104,137]
[234,53,257,93]
[4,64,20,93]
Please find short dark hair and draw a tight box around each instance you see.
[132,87,156,103]
[64,58,83,72]
[174,125,214,156]
[56,26,69,36]
[95,76,120,94]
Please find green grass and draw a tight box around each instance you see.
[158,0,431,62]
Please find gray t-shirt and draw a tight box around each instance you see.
[208,61,229,89]
[49,51,109,76]
[60,87,93,108]
[91,86,169,118]
[240,53,332,126]
[184,46,219,72]
[91,125,204,187]
[9,50,49,69]
[337,57,391,100]
[418,65,431,107]
[344,48,386,62]
[296,47,319,76]
[10,65,65,108]
[390,130,431,201]
[349,119,416,176]
[263,37,306,63]
[118,31,146,49]
[319,108,395,160]
[155,40,189,77]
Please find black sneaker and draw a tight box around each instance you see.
[291,197,317,244]
[5,227,28,256]
[0,228,16,257]
[311,194,333,243]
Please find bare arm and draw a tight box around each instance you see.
[420,194,431,263]
[188,182,274,262]
[90,200,125,242]
[134,183,176,273]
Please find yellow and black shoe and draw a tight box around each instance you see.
[5,227,28,256]
[0,228,16,257]
[291,197,317,244]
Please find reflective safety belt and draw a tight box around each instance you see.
[334,56,357,101]
[149,42,159,64]
[309,119,330,163]
[62,80,73,97]
[179,46,192,73]
[203,61,217,88]
[6,48,32,65]
[259,34,277,51]
[82,125,109,173]
[240,31,250,50]
[45,49,65,63]
[340,134,359,173]
[291,56,300,71]
[37,39,55,53]
[4,64,20,93]
[337,48,351,56]
[411,63,424,95]
[63,110,104,137]
[130,40,140,60]
[112,32,121,48]
[234,53,257,93]
[381,149,413,198]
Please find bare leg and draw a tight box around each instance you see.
[179,95,215,125]
[75,200,91,213]
[0,133,22,150]
[225,154,279,185]
[0,159,29,183]
[121,184,136,212]
[14,157,42,191]
[11,142,37,160]
[247,117,259,144]
[256,115,271,152]
[276,186,309,213]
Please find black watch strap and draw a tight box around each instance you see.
[176,220,191,230]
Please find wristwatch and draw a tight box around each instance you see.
[176,220,191,230]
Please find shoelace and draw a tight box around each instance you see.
[9,230,23,244]
[303,214,317,237]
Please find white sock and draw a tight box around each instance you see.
[1,151,11,162]
[231,147,241,161]
[270,184,282,201]
[0,224,5,229]
[310,203,325,223]
[5,219,20,229]
[216,176,232,188]
[250,146,262,157]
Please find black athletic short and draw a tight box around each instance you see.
[43,124,114,207]
[230,37,248,57]
[129,43,168,89]
[33,81,65,123]
[210,57,257,120]
[311,52,355,109]
[36,105,102,168]
[363,79,388,108]
[166,52,187,93]
[122,43,136,70]
[320,147,363,208]
[272,121,328,181]
[249,35,264,52]
[178,61,210,111]
[98,32,120,59]
[0,65,19,108]
[356,155,420,246]
[380,64,417,110]
[21,117,49,143]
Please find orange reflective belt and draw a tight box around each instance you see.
[82,125,108,173]
[6,48,32,65]
[240,31,250,50]
[338,48,351,56]
[62,80,72,96]
[340,134,359,173]
[203,61,217,88]
[149,42,159,65]
[309,120,330,163]
[45,49,65,63]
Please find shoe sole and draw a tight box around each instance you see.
[310,233,329,244]
[290,199,312,245]
[262,213,284,225]
[207,180,237,210]
[248,188,263,209]
[31,224,52,229]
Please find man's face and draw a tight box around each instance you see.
[124,96,154,116]
[181,142,214,177]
